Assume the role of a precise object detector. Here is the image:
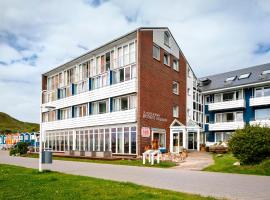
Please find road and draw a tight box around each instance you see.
[0,151,269,200]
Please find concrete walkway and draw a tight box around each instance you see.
[173,151,214,170]
[1,151,270,200]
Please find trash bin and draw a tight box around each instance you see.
[42,148,52,164]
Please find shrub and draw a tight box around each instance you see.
[9,142,29,156]
[228,125,270,164]
[16,142,30,155]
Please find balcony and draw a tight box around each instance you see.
[209,121,245,131]
[42,109,137,131]
[250,96,270,107]
[42,79,137,110]
[249,120,270,127]
[208,99,245,111]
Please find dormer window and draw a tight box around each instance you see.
[225,76,236,82]
[239,73,251,79]
[164,31,170,46]
[262,70,270,75]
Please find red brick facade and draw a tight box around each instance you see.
[137,30,187,154]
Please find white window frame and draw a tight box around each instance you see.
[153,44,160,60]
[173,59,179,71]
[173,81,179,95]
[163,52,170,66]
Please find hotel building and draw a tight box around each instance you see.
[41,27,204,156]
[41,27,270,156]
[201,63,270,145]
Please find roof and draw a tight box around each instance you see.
[199,63,270,93]
[43,27,174,76]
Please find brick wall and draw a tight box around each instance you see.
[137,30,187,154]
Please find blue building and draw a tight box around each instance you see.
[200,63,270,145]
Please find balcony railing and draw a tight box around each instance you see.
[208,121,245,131]
[250,95,270,106]
[208,99,245,111]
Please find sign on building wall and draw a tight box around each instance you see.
[141,127,151,137]
[143,111,167,122]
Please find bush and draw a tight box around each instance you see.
[9,142,29,156]
[228,125,270,164]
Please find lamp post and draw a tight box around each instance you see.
[39,90,55,172]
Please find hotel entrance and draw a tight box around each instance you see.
[188,132,197,150]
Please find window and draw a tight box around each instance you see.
[223,92,234,101]
[255,108,270,120]
[188,88,191,96]
[214,94,221,103]
[262,70,270,75]
[153,45,160,60]
[239,73,251,79]
[225,76,236,82]
[163,52,170,66]
[173,81,179,95]
[255,87,270,97]
[173,59,179,71]
[92,100,108,115]
[164,31,170,46]
[205,115,210,123]
[112,95,136,111]
[205,95,211,104]
[74,104,88,117]
[173,105,179,118]
[99,101,107,114]
[153,132,166,148]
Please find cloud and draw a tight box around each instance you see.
[0,0,269,122]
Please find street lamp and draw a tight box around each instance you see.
[39,90,56,172]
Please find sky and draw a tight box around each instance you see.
[0,0,270,123]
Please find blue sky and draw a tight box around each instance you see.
[0,0,270,122]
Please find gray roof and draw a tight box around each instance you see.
[199,63,270,92]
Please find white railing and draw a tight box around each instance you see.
[249,120,270,127]
[250,96,270,106]
[209,121,245,131]
[42,109,137,131]
[208,99,245,111]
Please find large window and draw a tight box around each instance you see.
[215,112,243,123]
[153,132,166,148]
[255,86,270,97]
[92,100,108,115]
[223,92,234,101]
[153,45,160,60]
[74,104,88,118]
[112,95,136,112]
[255,108,270,120]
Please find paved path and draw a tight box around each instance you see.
[173,151,214,170]
[1,151,270,200]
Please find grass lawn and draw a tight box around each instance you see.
[23,153,177,168]
[203,153,270,176]
[0,164,216,200]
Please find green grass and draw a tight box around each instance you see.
[24,153,177,168]
[203,153,270,176]
[0,164,216,200]
[0,112,39,133]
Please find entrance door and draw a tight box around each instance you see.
[188,132,197,150]
[173,132,183,153]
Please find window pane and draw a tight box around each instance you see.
[111,128,116,153]
[255,108,270,120]
[131,127,136,154]
[124,127,129,154]
[125,67,130,81]
[264,87,270,96]
[153,45,160,60]
[120,68,124,82]
[121,97,128,110]
[117,128,123,154]
[223,92,234,101]
[255,88,262,97]
[99,101,107,114]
